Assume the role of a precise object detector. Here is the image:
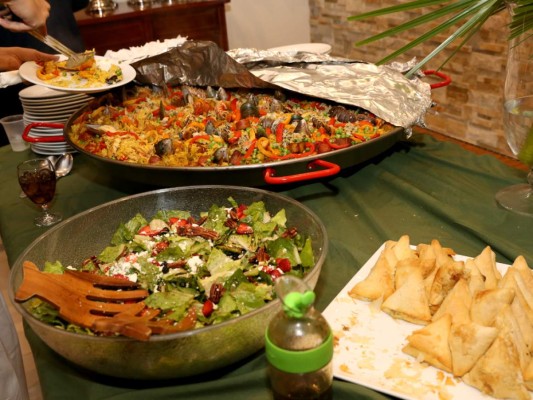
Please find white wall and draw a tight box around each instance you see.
[224,0,310,50]
[112,0,310,51]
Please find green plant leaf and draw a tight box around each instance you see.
[349,0,532,74]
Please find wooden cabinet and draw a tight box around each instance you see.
[75,0,230,56]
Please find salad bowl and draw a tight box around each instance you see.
[9,185,328,379]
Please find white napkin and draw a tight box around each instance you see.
[0,293,29,400]
[0,71,22,88]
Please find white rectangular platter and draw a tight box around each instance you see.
[322,243,531,400]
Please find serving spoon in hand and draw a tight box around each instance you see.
[19,153,73,198]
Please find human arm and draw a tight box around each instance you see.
[0,46,57,71]
[0,0,50,32]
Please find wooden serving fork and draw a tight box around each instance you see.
[15,261,154,339]
[16,262,198,340]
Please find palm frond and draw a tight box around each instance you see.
[510,1,533,39]
[349,0,532,75]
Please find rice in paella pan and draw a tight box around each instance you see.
[68,85,396,167]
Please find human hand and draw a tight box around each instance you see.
[0,47,58,71]
[0,0,50,32]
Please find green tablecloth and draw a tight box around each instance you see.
[0,132,531,399]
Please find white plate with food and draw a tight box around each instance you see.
[19,55,136,93]
[323,236,532,400]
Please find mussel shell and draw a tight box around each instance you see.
[274,90,286,102]
[216,87,229,101]
[260,116,274,130]
[294,119,310,135]
[240,101,260,118]
[329,105,356,123]
[213,147,229,163]
[206,86,217,98]
[155,138,173,157]
[269,99,283,113]
[290,114,303,124]
[205,120,217,135]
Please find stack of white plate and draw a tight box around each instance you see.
[19,85,92,155]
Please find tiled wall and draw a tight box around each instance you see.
[309,0,512,156]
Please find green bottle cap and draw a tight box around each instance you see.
[283,291,315,318]
[265,331,333,374]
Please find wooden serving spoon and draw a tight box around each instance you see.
[15,261,197,340]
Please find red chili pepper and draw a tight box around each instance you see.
[132,96,147,104]
[275,122,285,143]
[236,223,253,234]
[325,138,350,149]
[227,130,242,144]
[328,116,346,128]
[151,104,177,117]
[230,97,239,111]
[244,139,257,159]
[351,133,366,142]
[189,134,211,145]
[276,258,291,273]
[202,299,214,317]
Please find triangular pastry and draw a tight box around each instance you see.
[473,246,501,290]
[416,243,437,278]
[394,258,421,289]
[448,320,498,377]
[392,234,416,262]
[348,251,395,301]
[463,326,530,400]
[511,255,533,293]
[381,266,432,325]
[402,314,453,372]
[464,258,485,296]
[470,287,514,326]
[511,296,533,354]
[524,358,533,391]
[428,259,465,313]
[431,278,471,325]
[495,304,531,374]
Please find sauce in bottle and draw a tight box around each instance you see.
[266,275,333,399]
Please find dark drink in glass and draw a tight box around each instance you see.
[17,159,62,227]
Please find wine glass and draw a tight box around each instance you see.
[495,26,533,216]
[17,158,62,227]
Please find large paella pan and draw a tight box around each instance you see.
[24,84,405,186]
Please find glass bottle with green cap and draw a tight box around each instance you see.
[265,275,333,400]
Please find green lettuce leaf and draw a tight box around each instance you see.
[265,237,301,266]
[111,213,147,245]
[98,244,126,263]
[299,237,315,268]
[43,260,65,274]
[145,289,195,321]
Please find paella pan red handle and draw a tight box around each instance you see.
[264,159,341,185]
[22,122,66,143]
[423,70,452,89]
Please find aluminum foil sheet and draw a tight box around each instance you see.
[228,48,433,129]
[131,41,432,130]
